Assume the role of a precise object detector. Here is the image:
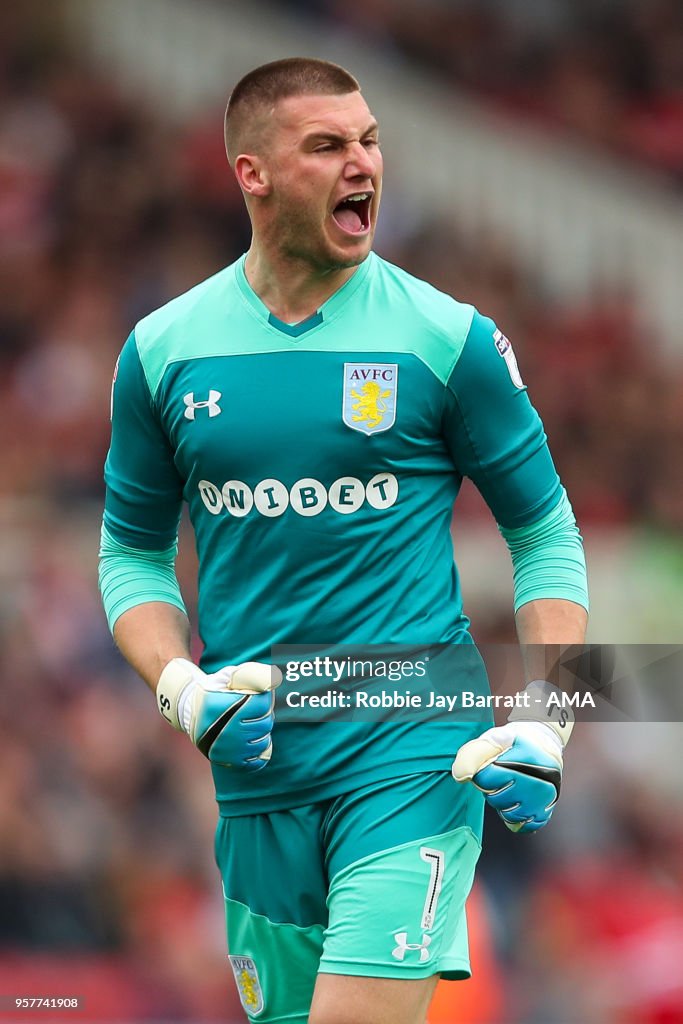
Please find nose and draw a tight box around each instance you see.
[345,141,376,179]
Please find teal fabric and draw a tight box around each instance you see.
[444,311,562,528]
[132,253,474,398]
[102,251,577,813]
[223,898,321,1023]
[320,825,480,980]
[215,771,484,1019]
[267,310,323,336]
[98,524,185,631]
[499,489,589,611]
[215,771,483,925]
[103,332,183,549]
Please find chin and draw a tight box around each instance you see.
[326,235,373,270]
[335,251,369,270]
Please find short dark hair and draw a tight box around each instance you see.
[224,57,360,164]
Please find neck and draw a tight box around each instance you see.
[244,245,361,324]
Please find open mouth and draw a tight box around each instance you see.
[332,192,372,235]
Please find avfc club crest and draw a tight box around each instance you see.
[343,363,398,435]
[228,955,264,1017]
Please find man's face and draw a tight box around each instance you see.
[259,91,383,271]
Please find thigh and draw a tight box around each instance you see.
[215,803,328,1024]
[318,772,484,991]
[310,974,438,1024]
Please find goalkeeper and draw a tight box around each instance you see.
[99,58,587,1024]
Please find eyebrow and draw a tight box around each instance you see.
[303,121,380,144]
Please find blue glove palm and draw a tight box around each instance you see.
[191,686,275,769]
[157,658,281,771]
[452,721,564,833]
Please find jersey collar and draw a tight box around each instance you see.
[234,253,374,338]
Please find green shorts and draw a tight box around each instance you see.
[215,771,483,1023]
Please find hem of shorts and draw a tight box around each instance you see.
[216,756,456,816]
[317,957,471,981]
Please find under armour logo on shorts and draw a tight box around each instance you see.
[392,931,432,963]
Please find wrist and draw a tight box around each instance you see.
[157,657,198,733]
[508,678,575,747]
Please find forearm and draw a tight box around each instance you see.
[515,597,588,685]
[114,601,192,691]
[498,487,588,687]
[99,523,190,690]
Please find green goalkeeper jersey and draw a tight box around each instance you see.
[104,252,563,814]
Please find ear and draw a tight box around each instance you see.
[234,154,271,198]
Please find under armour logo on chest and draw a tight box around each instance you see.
[392,931,431,963]
[183,390,222,420]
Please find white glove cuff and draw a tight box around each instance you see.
[508,678,575,747]
[156,657,197,733]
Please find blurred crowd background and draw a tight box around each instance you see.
[283,0,683,181]
[0,2,682,1022]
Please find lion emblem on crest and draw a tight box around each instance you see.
[351,380,391,428]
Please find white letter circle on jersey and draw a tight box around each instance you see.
[328,476,365,514]
[343,363,398,435]
[198,474,398,519]
[254,478,289,518]
[493,329,524,389]
[290,478,328,517]
[198,480,223,515]
[222,480,254,518]
[366,472,399,509]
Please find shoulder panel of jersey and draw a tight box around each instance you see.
[134,264,237,400]
[363,255,476,382]
[132,253,476,396]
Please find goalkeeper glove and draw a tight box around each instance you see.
[156,658,282,771]
[452,680,574,833]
